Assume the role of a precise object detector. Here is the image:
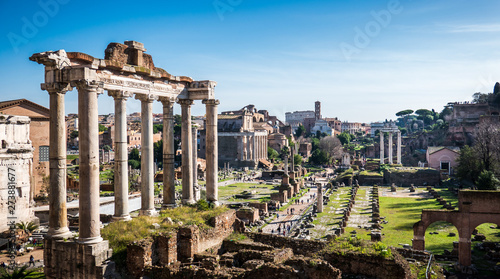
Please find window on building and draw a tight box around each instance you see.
[39,146,49,162]
[440,162,450,171]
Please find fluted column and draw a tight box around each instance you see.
[192,125,200,201]
[178,99,195,205]
[388,132,393,165]
[379,132,384,165]
[203,99,219,206]
[46,84,72,239]
[109,90,133,221]
[397,131,402,165]
[136,94,158,216]
[159,97,176,208]
[76,80,103,244]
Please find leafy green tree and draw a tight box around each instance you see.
[153,124,163,134]
[424,115,434,125]
[456,146,479,182]
[128,159,141,169]
[129,148,140,161]
[395,109,414,117]
[415,109,433,117]
[472,92,490,104]
[70,130,79,139]
[154,140,163,167]
[102,145,112,152]
[293,154,303,166]
[337,132,352,145]
[310,137,320,151]
[295,125,306,138]
[268,147,279,160]
[98,124,108,132]
[309,149,330,165]
[476,170,499,190]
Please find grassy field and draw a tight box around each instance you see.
[218,183,279,203]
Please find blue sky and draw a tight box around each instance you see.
[1,0,499,123]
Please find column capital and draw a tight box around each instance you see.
[72,79,104,94]
[108,90,133,100]
[202,99,220,106]
[158,96,176,105]
[135,93,157,103]
[42,82,72,94]
[177,99,194,106]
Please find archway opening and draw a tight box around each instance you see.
[424,221,459,256]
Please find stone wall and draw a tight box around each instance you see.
[246,233,327,257]
[384,168,440,187]
[127,209,237,276]
[321,248,414,279]
[44,238,113,279]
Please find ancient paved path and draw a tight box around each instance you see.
[347,187,373,229]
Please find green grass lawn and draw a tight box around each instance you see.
[218,183,278,203]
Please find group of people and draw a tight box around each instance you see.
[271,222,292,236]
[0,255,35,269]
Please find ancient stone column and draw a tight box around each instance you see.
[192,125,200,201]
[76,80,103,244]
[179,99,195,205]
[317,183,323,213]
[109,90,133,221]
[203,99,219,206]
[379,132,384,165]
[159,97,176,208]
[46,85,72,239]
[388,132,393,165]
[397,131,402,165]
[136,94,158,216]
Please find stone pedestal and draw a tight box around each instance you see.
[44,238,112,279]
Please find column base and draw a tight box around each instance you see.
[208,200,220,207]
[77,236,103,245]
[47,227,73,240]
[162,203,177,209]
[139,209,158,216]
[111,215,132,222]
[182,199,196,205]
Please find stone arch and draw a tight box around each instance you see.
[413,210,462,252]
[469,218,500,239]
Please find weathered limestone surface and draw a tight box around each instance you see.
[44,238,112,279]
[0,115,34,233]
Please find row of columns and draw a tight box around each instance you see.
[236,134,267,161]
[45,82,220,243]
[379,131,402,165]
